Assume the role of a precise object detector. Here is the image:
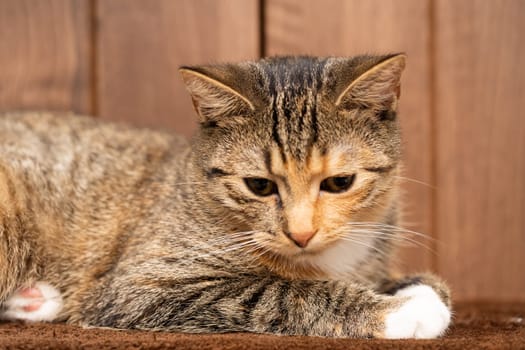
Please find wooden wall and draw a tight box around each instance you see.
[0,0,523,302]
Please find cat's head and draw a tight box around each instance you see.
[180,55,405,277]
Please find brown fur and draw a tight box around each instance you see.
[0,54,450,337]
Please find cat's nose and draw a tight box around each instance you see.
[287,230,317,248]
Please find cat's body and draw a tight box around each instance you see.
[0,55,451,338]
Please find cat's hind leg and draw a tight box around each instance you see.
[0,282,63,322]
[0,165,39,302]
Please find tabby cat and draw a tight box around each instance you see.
[0,54,451,338]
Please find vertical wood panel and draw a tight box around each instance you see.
[266,0,434,273]
[0,0,92,113]
[96,0,259,137]
[435,0,525,301]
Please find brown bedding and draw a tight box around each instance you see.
[1,302,524,349]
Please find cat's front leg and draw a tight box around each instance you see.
[80,274,450,338]
[377,273,452,338]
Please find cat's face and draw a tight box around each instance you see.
[182,55,405,275]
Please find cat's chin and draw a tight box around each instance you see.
[255,237,374,280]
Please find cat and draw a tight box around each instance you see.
[0,54,451,338]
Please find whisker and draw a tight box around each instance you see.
[154,231,265,266]
[348,228,426,243]
[346,222,434,240]
[338,236,386,255]
[347,230,435,253]
[341,220,439,253]
[222,240,261,252]
[393,176,436,189]
[206,231,257,244]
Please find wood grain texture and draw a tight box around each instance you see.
[434,0,525,301]
[266,0,434,273]
[0,0,92,113]
[96,0,259,137]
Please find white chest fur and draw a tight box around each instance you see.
[307,236,375,279]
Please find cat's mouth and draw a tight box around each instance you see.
[251,234,376,280]
[263,237,337,259]
[251,247,327,279]
[243,229,352,267]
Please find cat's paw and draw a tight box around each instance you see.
[0,281,63,322]
[383,285,451,339]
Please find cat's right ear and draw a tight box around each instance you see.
[179,67,255,126]
[333,54,406,116]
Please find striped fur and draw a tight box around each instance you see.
[0,55,450,338]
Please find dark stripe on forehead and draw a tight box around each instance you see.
[310,59,327,145]
[299,100,307,135]
[271,98,286,162]
[263,150,270,169]
[282,101,293,137]
[259,57,331,163]
[310,102,319,145]
[263,150,273,175]
[261,61,278,95]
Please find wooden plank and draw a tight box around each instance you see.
[435,0,525,301]
[266,0,434,273]
[0,0,92,114]
[96,0,259,137]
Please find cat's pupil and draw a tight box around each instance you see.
[320,175,356,193]
[244,178,278,197]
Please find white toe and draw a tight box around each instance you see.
[384,285,451,339]
[1,281,63,322]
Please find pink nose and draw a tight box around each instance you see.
[288,231,317,248]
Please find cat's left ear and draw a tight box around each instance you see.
[335,54,406,116]
[179,66,255,126]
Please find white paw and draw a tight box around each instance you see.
[0,281,63,322]
[383,285,451,339]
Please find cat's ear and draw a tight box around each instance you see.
[334,54,406,116]
[179,66,255,126]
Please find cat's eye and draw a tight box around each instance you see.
[320,175,356,193]
[244,178,278,197]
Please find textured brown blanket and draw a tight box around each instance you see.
[1,302,523,349]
